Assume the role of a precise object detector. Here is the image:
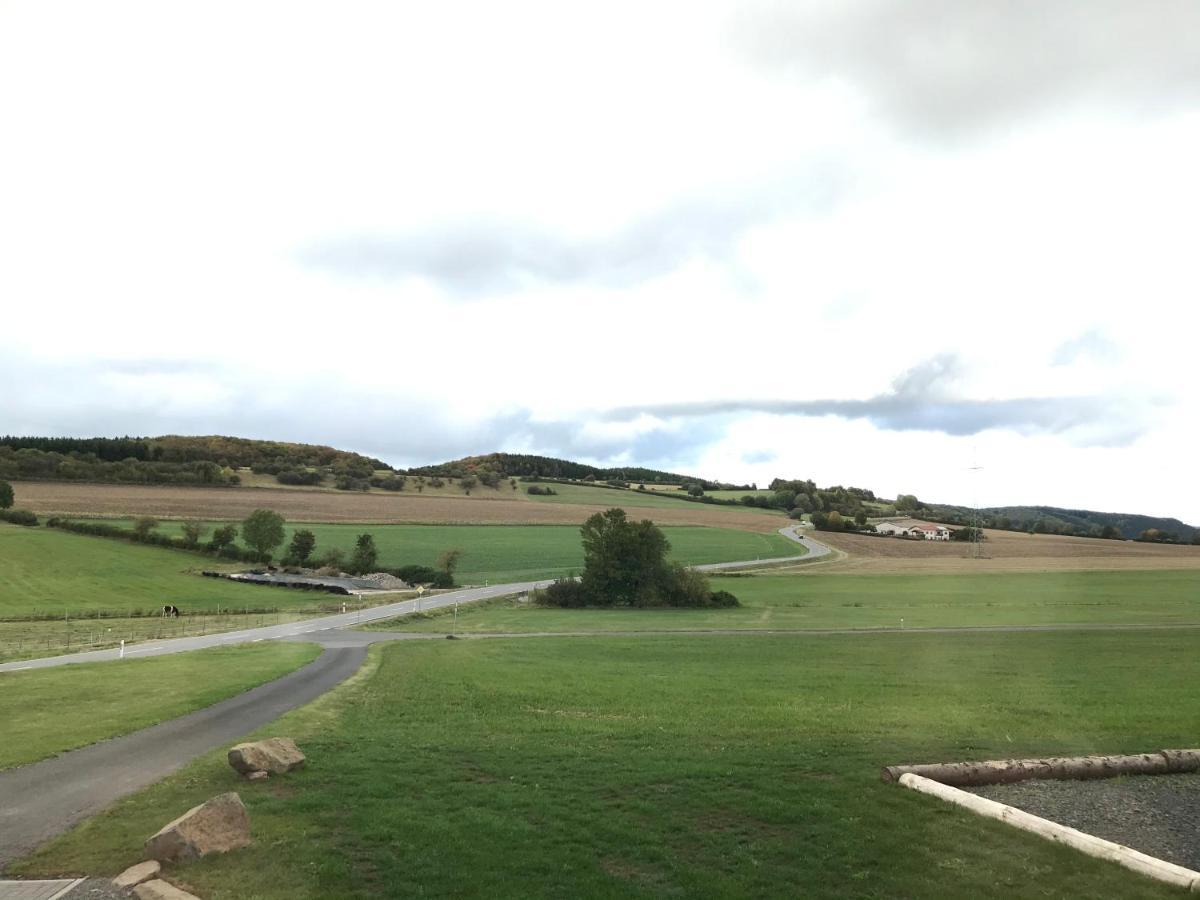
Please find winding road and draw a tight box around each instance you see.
[0,527,829,868]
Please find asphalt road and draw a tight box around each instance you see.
[0,526,831,870]
[0,526,825,674]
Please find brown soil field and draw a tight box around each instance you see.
[803,528,1200,574]
[11,482,784,531]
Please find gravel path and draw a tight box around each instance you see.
[971,773,1200,871]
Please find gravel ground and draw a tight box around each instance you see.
[971,773,1200,871]
[61,879,130,899]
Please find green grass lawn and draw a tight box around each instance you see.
[0,524,296,618]
[13,630,1195,898]
[373,569,1200,633]
[83,521,800,585]
[0,642,320,771]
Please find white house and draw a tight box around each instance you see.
[875,522,912,536]
[910,523,951,541]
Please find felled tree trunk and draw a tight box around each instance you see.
[881,748,1200,786]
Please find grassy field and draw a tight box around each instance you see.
[79,522,802,585]
[369,569,1200,633]
[0,642,320,771]
[0,612,319,664]
[0,524,281,618]
[13,630,1196,898]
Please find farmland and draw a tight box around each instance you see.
[13,629,1196,898]
[372,568,1200,634]
[0,642,319,771]
[11,481,783,529]
[78,520,802,585]
[810,528,1200,574]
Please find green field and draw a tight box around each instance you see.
[0,524,278,618]
[14,630,1195,898]
[523,482,783,515]
[80,521,801,585]
[371,569,1200,633]
[0,642,320,771]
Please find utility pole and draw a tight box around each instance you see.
[968,449,984,560]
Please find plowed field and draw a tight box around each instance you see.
[803,528,1200,574]
[11,482,783,531]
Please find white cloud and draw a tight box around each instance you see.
[1,0,1197,521]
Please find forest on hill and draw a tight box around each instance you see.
[408,452,753,490]
[0,435,388,487]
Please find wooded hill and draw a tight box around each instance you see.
[408,453,752,490]
[0,435,389,487]
[926,502,1197,544]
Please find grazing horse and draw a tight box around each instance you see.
[162,604,180,617]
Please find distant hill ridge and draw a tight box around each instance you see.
[407,452,753,490]
[0,435,388,487]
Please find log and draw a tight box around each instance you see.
[881,748,1200,786]
[898,773,1200,893]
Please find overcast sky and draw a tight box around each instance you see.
[2,1,1198,521]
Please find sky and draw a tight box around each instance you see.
[2,1,1198,522]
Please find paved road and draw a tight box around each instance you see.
[0,527,832,870]
[0,526,825,674]
[0,639,372,868]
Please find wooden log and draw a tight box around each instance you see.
[881,748,1200,786]
[898,773,1200,893]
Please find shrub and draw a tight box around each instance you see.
[0,508,38,526]
[534,578,589,608]
[0,480,13,509]
[276,469,322,486]
[709,590,740,608]
[526,485,557,496]
[369,475,406,491]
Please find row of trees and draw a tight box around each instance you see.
[535,509,739,609]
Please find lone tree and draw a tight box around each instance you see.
[0,480,13,510]
[287,529,317,563]
[437,548,463,578]
[180,521,207,547]
[242,509,285,556]
[538,509,737,608]
[350,533,378,574]
[132,516,159,539]
[209,524,238,550]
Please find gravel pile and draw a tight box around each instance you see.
[359,572,410,590]
[971,773,1200,871]
[62,878,132,899]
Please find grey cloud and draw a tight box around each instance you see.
[734,1,1200,137]
[298,168,847,296]
[601,354,1149,447]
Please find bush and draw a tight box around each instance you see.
[369,475,406,491]
[389,564,454,588]
[0,480,12,509]
[276,469,322,486]
[534,578,589,608]
[709,590,740,608]
[526,485,557,496]
[0,508,39,526]
[335,475,370,491]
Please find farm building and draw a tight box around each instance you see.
[874,519,953,540]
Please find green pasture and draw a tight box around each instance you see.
[80,521,801,585]
[0,524,283,618]
[374,569,1200,633]
[0,642,320,771]
[14,630,1196,898]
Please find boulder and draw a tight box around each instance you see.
[114,860,161,888]
[228,737,306,776]
[133,880,201,900]
[144,792,251,862]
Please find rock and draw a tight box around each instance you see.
[133,880,202,900]
[245,770,269,781]
[114,859,161,888]
[144,792,251,862]
[227,737,306,776]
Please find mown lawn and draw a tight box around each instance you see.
[12,630,1196,898]
[370,569,1200,633]
[82,521,801,585]
[0,524,278,618]
[0,642,320,771]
